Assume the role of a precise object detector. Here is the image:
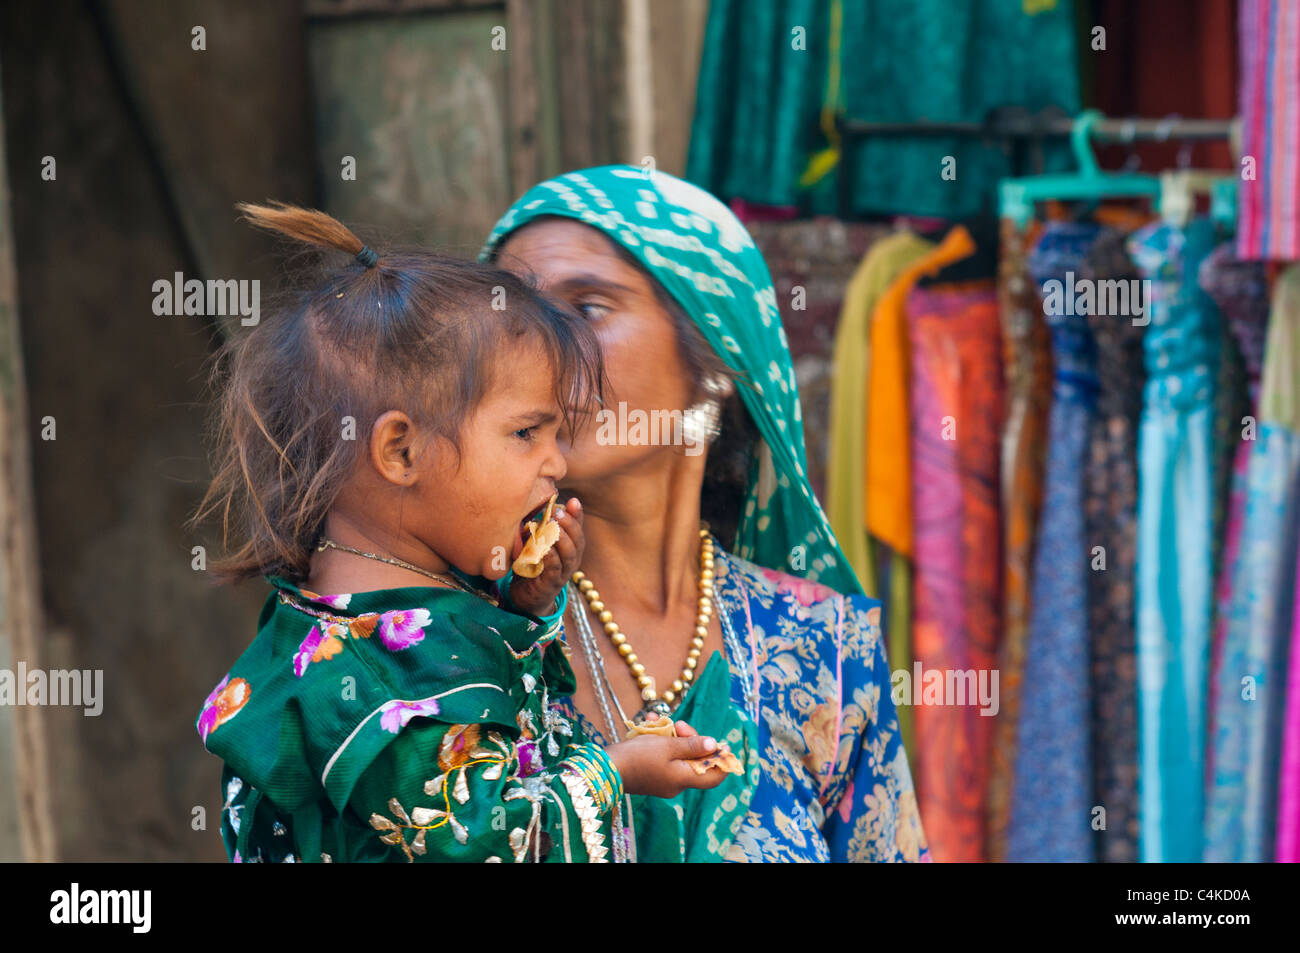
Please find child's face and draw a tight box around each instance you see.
[495,219,701,486]
[421,339,568,580]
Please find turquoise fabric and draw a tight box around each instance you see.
[1128,218,1223,863]
[686,0,1083,218]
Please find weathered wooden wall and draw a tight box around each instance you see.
[0,0,314,860]
[0,60,52,864]
[308,6,512,254]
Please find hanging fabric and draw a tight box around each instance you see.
[1007,221,1102,862]
[827,231,933,594]
[1205,263,1300,862]
[986,218,1050,864]
[1080,229,1145,864]
[1198,246,1270,801]
[865,227,975,555]
[1279,543,1300,863]
[907,275,1002,863]
[1128,217,1221,862]
[686,0,1082,218]
[1237,0,1300,259]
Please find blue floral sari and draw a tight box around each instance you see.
[554,545,931,863]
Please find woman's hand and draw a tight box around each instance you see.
[604,722,730,798]
[507,497,584,617]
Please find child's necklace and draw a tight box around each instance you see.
[315,538,498,606]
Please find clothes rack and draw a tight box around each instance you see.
[833,109,1240,220]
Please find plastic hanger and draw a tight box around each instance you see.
[999,110,1162,227]
[1159,169,1233,227]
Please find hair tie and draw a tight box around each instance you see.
[355,245,378,268]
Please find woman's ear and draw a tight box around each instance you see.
[369,411,417,487]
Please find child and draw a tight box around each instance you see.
[193,202,726,863]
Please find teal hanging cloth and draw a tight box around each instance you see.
[686,0,1084,218]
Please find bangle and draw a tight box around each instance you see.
[499,571,568,631]
[537,582,568,633]
[565,755,611,814]
[562,743,623,815]
[558,744,622,865]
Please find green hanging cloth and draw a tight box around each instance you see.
[687,0,1083,218]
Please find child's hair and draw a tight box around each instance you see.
[193,201,603,583]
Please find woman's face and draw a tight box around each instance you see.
[494,218,699,488]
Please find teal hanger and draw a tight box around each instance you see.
[999,110,1162,227]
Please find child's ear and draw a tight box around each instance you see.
[369,411,418,487]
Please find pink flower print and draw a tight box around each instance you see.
[837,780,855,824]
[379,698,442,734]
[517,738,542,777]
[198,674,251,744]
[299,588,352,611]
[378,608,431,651]
[293,628,322,678]
[761,568,833,607]
[293,624,345,678]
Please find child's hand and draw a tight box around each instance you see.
[604,722,731,798]
[507,497,584,617]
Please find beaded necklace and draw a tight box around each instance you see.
[566,543,756,730]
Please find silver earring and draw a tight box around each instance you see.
[681,374,731,446]
[682,399,722,445]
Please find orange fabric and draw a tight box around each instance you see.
[1042,202,1155,231]
[864,226,977,556]
[1091,205,1157,231]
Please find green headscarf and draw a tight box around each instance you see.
[481,165,861,597]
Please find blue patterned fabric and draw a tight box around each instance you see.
[1127,219,1221,863]
[1007,221,1101,862]
[554,546,931,863]
[1204,265,1300,862]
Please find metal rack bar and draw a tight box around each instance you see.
[832,110,1239,219]
[836,115,1238,142]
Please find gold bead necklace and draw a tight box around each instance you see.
[571,527,714,721]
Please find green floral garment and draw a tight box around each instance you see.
[197,578,626,862]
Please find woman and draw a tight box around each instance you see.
[482,166,929,862]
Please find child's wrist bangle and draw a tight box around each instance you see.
[535,583,568,630]
[498,570,568,627]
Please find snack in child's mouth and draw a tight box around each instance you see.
[624,714,745,775]
[511,493,561,578]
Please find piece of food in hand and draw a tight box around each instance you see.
[687,742,744,776]
[511,493,561,578]
[623,714,677,739]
